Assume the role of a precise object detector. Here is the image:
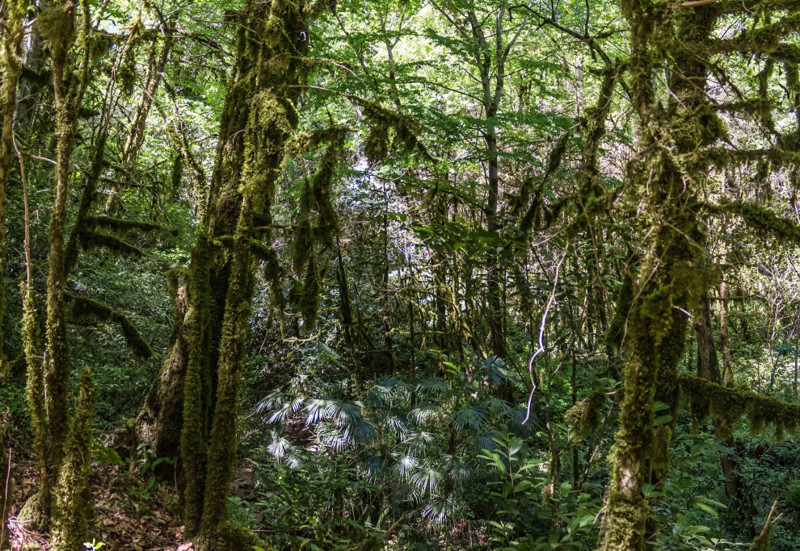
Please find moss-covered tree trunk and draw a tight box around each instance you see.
[148,3,332,547]
[21,0,93,529]
[138,1,257,487]
[598,3,718,549]
[43,0,91,469]
[51,370,97,551]
[197,0,311,538]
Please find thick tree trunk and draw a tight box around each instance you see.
[135,279,189,465]
[599,4,717,550]
[138,3,255,485]
[173,2,329,545]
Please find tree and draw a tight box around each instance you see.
[598,2,800,549]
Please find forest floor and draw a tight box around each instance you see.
[6,431,185,551]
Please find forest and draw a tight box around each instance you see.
[0,0,800,550]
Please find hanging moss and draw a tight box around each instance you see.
[358,101,430,165]
[567,388,607,439]
[678,375,800,438]
[51,369,97,551]
[36,4,76,47]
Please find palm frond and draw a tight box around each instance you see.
[452,406,487,431]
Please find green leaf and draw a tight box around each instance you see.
[694,502,719,517]
[654,414,673,426]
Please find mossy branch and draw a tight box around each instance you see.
[67,293,152,359]
[706,199,800,244]
[86,216,162,233]
[78,230,143,257]
[678,375,800,439]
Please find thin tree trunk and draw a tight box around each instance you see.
[43,0,92,497]
[719,265,733,387]
[105,19,175,212]
[695,293,755,536]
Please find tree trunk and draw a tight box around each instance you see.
[105,19,176,213]
[599,4,717,549]
[170,2,331,545]
[695,293,756,536]
[36,1,92,527]
[14,0,47,136]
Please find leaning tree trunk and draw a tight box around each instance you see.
[135,2,256,479]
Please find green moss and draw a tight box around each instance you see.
[36,4,76,47]
[51,369,97,551]
[678,375,800,438]
[599,491,648,551]
[67,293,152,359]
[79,229,143,257]
[21,285,51,529]
[86,216,162,233]
[196,521,272,551]
[567,388,607,439]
